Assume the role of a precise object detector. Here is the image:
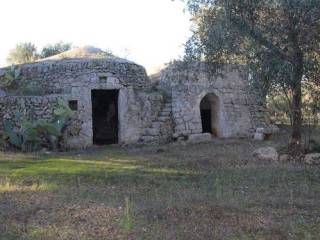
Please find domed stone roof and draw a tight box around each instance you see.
[0,45,149,93]
[39,45,132,63]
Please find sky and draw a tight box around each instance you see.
[0,0,191,74]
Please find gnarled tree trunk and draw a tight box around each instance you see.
[288,53,304,159]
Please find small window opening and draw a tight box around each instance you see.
[68,100,78,111]
[99,76,107,81]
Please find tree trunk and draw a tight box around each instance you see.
[290,80,302,146]
[288,55,304,159]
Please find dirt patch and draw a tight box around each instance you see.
[137,204,276,239]
[0,190,125,240]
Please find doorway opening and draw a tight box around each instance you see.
[200,93,221,137]
[91,90,119,145]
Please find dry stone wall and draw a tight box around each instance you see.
[0,95,67,132]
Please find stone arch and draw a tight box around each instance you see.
[200,93,222,137]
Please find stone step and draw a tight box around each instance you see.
[159,112,171,117]
[151,121,167,128]
[162,105,171,109]
[161,108,171,112]
[141,99,172,142]
[141,136,159,142]
[157,116,169,122]
[160,113,170,118]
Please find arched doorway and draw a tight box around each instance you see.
[200,93,221,137]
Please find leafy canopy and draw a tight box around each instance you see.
[6,42,74,65]
[6,42,38,65]
[185,0,320,93]
[40,42,72,58]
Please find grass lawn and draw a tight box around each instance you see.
[0,137,320,239]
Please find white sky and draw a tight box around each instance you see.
[0,0,191,74]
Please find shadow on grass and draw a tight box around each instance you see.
[0,147,201,191]
[1,145,320,193]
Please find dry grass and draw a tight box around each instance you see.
[0,132,320,239]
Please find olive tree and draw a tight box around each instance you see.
[184,0,320,156]
[6,42,38,64]
[40,42,72,58]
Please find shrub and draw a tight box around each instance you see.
[0,65,21,90]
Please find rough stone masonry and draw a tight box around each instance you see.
[0,47,272,149]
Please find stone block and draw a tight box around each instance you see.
[141,136,157,142]
[187,133,212,143]
[256,127,265,133]
[304,153,320,165]
[145,128,159,136]
[0,89,6,97]
[254,132,264,141]
[252,147,278,162]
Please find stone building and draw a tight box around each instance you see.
[0,47,270,149]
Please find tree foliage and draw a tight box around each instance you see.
[6,42,73,64]
[40,42,72,58]
[6,42,39,65]
[184,0,320,154]
[0,65,21,89]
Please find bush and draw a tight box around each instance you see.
[0,65,21,90]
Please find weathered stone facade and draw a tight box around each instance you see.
[0,51,271,149]
[155,62,271,140]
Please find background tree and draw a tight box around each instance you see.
[40,42,72,58]
[6,42,39,64]
[184,0,320,156]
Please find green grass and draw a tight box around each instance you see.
[0,139,320,239]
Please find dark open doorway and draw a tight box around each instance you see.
[200,93,220,137]
[201,109,212,134]
[91,90,119,145]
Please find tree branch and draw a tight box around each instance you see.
[229,15,293,63]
